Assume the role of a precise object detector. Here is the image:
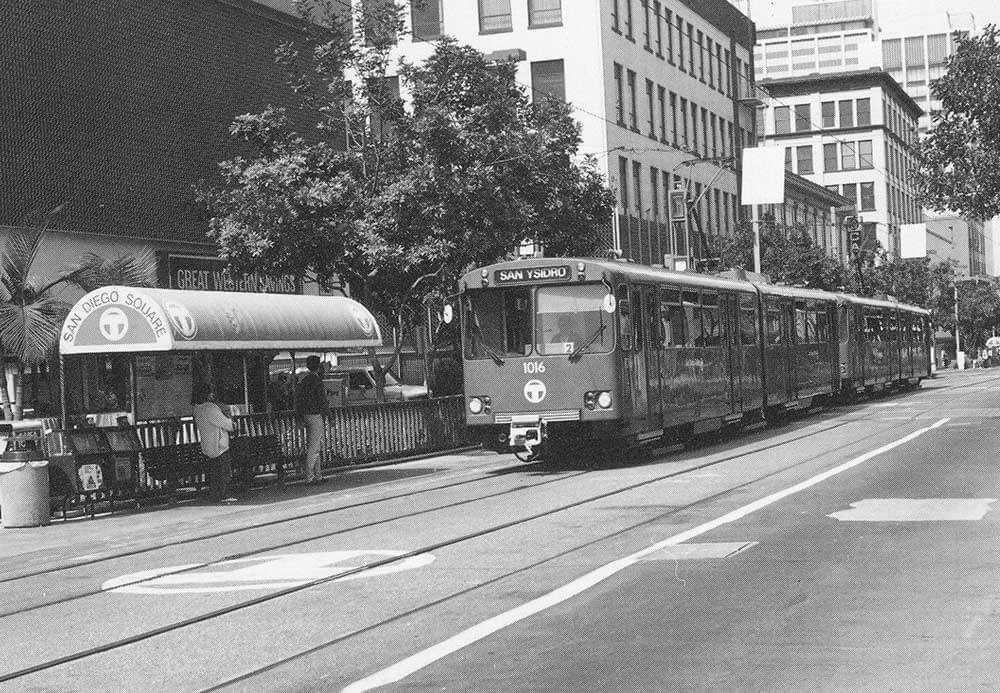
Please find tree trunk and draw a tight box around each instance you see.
[0,346,13,421]
[13,363,24,421]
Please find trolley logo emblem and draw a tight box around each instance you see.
[98,308,129,341]
[523,379,547,404]
[164,301,197,340]
[352,305,375,337]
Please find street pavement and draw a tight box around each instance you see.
[4,368,1000,692]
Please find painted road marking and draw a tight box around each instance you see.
[102,551,434,595]
[828,498,996,522]
[640,542,757,561]
[342,418,950,693]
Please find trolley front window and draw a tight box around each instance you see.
[536,284,613,356]
[464,288,532,360]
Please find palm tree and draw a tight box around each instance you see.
[0,220,156,419]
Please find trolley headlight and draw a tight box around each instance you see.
[584,391,613,410]
[468,397,484,414]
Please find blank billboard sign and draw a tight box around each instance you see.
[900,223,927,258]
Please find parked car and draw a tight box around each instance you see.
[323,365,429,405]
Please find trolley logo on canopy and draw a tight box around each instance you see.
[351,305,375,337]
[164,301,197,340]
[523,379,547,404]
[98,308,129,342]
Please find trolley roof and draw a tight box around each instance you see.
[59,286,383,355]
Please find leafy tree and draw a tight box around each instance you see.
[955,278,1000,350]
[0,222,157,419]
[198,2,615,395]
[862,255,956,327]
[915,25,1000,218]
[717,216,850,290]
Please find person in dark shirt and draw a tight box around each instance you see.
[296,355,330,484]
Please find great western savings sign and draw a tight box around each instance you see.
[167,254,301,295]
[61,288,174,354]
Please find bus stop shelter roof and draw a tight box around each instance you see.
[59,286,383,355]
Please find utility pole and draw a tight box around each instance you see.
[954,282,963,370]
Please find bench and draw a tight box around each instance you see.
[141,434,285,500]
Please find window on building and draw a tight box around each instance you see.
[710,114,718,157]
[657,86,666,141]
[858,139,873,169]
[883,38,902,70]
[670,92,678,146]
[632,160,643,214]
[796,145,813,174]
[860,182,875,211]
[650,167,660,218]
[654,2,663,57]
[841,142,856,170]
[688,22,696,74]
[841,182,857,208]
[531,59,565,103]
[784,147,793,171]
[611,0,620,32]
[691,101,699,152]
[627,69,638,129]
[700,107,708,156]
[614,63,624,125]
[410,0,443,40]
[528,0,561,28]
[927,33,948,65]
[794,104,811,132]
[697,30,705,80]
[774,106,790,134]
[839,100,853,128]
[363,0,398,45]
[724,49,732,96]
[646,79,656,137]
[642,0,652,49]
[618,156,629,210]
[824,143,838,172]
[666,9,675,63]
[821,101,835,127]
[905,35,925,69]
[856,98,871,126]
[707,38,715,87]
[716,44,724,93]
[478,0,512,33]
[680,97,689,147]
[624,0,633,40]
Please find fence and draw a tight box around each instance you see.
[40,396,473,496]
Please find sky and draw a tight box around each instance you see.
[747,0,1000,33]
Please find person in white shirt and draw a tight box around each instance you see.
[192,382,236,502]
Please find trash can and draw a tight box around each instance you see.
[0,429,50,528]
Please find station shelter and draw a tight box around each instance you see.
[45,286,382,505]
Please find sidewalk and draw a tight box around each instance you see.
[0,446,487,573]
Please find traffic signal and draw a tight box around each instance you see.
[669,189,688,222]
[844,216,861,253]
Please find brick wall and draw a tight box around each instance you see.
[0,0,323,246]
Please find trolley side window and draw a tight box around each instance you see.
[683,290,702,348]
[766,306,782,345]
[660,288,685,348]
[535,284,613,356]
[463,288,532,359]
[739,295,758,345]
[700,292,721,347]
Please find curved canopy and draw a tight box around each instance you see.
[59,286,383,355]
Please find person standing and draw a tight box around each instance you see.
[297,355,330,484]
[191,382,237,502]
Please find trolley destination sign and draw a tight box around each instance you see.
[495,265,571,285]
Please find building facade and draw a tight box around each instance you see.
[390,0,759,269]
[758,70,922,258]
[751,173,852,261]
[0,0,320,295]
[754,0,881,80]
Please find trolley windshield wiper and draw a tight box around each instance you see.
[471,323,505,366]
[569,324,606,362]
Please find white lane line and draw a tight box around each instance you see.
[342,417,950,693]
